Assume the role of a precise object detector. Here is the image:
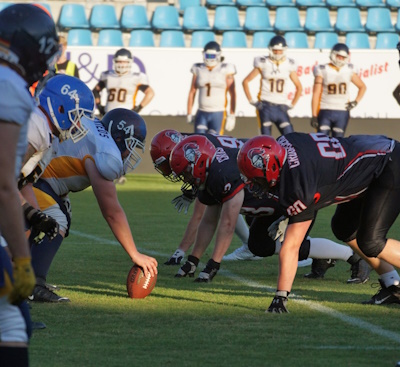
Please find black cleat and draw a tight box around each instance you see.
[194,268,218,283]
[362,280,400,305]
[347,259,371,284]
[175,260,196,278]
[32,321,47,330]
[164,249,185,265]
[29,284,70,303]
[304,259,336,279]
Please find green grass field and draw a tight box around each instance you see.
[29,174,400,367]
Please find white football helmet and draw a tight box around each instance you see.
[203,41,222,67]
[113,48,133,75]
[330,43,350,68]
[268,36,288,61]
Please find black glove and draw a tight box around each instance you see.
[267,291,290,313]
[97,104,105,116]
[345,101,357,111]
[310,116,318,129]
[23,203,59,244]
[133,105,142,113]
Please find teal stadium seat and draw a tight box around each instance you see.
[296,0,325,9]
[326,0,356,8]
[266,0,295,9]
[67,29,93,46]
[182,6,212,32]
[274,7,303,33]
[97,29,124,46]
[304,7,334,34]
[221,31,248,47]
[206,0,236,9]
[285,31,309,48]
[236,0,266,8]
[178,0,201,15]
[365,8,395,34]
[313,31,339,48]
[395,11,400,32]
[129,30,155,47]
[213,6,243,33]
[58,4,89,30]
[375,32,399,49]
[151,6,182,33]
[159,30,186,47]
[191,31,216,47]
[335,7,365,34]
[252,31,276,47]
[386,0,400,10]
[355,0,385,8]
[345,32,371,48]
[244,7,274,33]
[89,4,119,30]
[120,5,151,31]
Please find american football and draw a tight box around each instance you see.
[126,264,157,299]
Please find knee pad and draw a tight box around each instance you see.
[331,215,357,243]
[357,233,386,258]
[248,236,276,257]
[298,237,311,260]
[0,296,28,343]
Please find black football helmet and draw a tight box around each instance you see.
[203,41,222,67]
[330,43,350,68]
[113,48,133,75]
[0,4,60,85]
[268,36,288,61]
[101,108,147,174]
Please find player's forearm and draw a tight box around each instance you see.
[212,226,235,262]
[140,87,155,108]
[191,219,217,259]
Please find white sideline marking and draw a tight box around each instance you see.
[70,230,400,344]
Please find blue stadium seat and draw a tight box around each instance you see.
[120,5,151,31]
[89,4,120,30]
[355,0,385,8]
[365,8,395,33]
[313,31,339,48]
[236,0,266,8]
[244,7,273,33]
[221,31,248,47]
[129,30,155,47]
[67,29,93,46]
[386,0,400,10]
[274,7,303,33]
[182,6,212,32]
[97,29,124,46]
[191,31,216,47]
[285,31,309,48]
[345,32,371,48]
[206,0,236,8]
[395,11,400,32]
[266,0,295,8]
[178,0,201,15]
[335,7,365,34]
[213,6,242,33]
[159,30,186,47]
[252,31,276,47]
[58,4,89,30]
[296,0,325,8]
[304,7,334,34]
[326,0,356,8]
[151,6,181,32]
[375,32,399,48]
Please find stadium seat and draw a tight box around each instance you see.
[386,0,400,10]
[191,31,216,47]
[274,7,303,33]
[213,6,242,33]
[285,31,309,48]
[375,32,399,49]
[151,6,182,33]
[355,0,385,8]
[0,2,11,12]
[222,31,248,47]
[335,7,365,34]
[266,0,295,8]
[345,32,371,48]
[159,30,186,47]
[313,31,339,48]
[129,30,155,47]
[89,4,120,30]
[365,8,395,34]
[395,11,400,32]
[326,0,356,8]
[252,31,276,47]
[236,0,266,8]
[182,6,212,32]
[58,4,89,30]
[120,5,151,31]
[67,29,93,46]
[178,0,201,15]
[97,29,124,46]
[296,0,325,9]
[206,0,236,9]
[304,7,334,34]
[243,7,273,33]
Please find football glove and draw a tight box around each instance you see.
[250,100,263,110]
[345,101,357,111]
[171,188,196,214]
[225,114,236,132]
[133,105,142,113]
[310,116,318,129]
[164,249,185,265]
[267,291,290,314]
[267,216,289,242]
[8,257,36,305]
[187,114,193,124]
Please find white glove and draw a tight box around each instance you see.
[187,114,193,124]
[171,194,194,214]
[267,216,289,242]
[250,100,263,110]
[225,114,236,132]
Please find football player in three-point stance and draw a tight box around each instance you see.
[187,41,237,134]
[310,43,366,137]
[242,35,303,136]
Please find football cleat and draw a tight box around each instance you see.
[362,280,400,305]
[29,284,70,303]
[222,244,263,261]
[165,249,185,265]
[347,259,371,284]
[175,260,196,278]
[304,259,336,279]
[32,321,47,330]
[194,268,218,283]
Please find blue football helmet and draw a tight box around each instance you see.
[268,36,288,61]
[101,108,147,174]
[0,4,61,86]
[203,41,222,67]
[330,43,350,68]
[38,75,95,142]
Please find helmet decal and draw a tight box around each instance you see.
[183,142,202,165]
[248,148,269,170]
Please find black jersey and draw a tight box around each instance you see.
[277,132,395,222]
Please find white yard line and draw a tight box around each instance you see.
[70,230,400,345]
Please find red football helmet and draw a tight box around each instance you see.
[170,135,216,187]
[150,129,184,181]
[237,135,286,193]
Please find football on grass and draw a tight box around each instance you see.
[126,264,157,299]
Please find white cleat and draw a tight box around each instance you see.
[298,258,313,268]
[223,244,263,261]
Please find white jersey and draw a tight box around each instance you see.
[313,63,357,111]
[254,56,297,105]
[100,70,149,112]
[191,62,236,112]
[40,118,123,196]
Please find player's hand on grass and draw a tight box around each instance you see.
[9,257,36,305]
[267,291,289,314]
